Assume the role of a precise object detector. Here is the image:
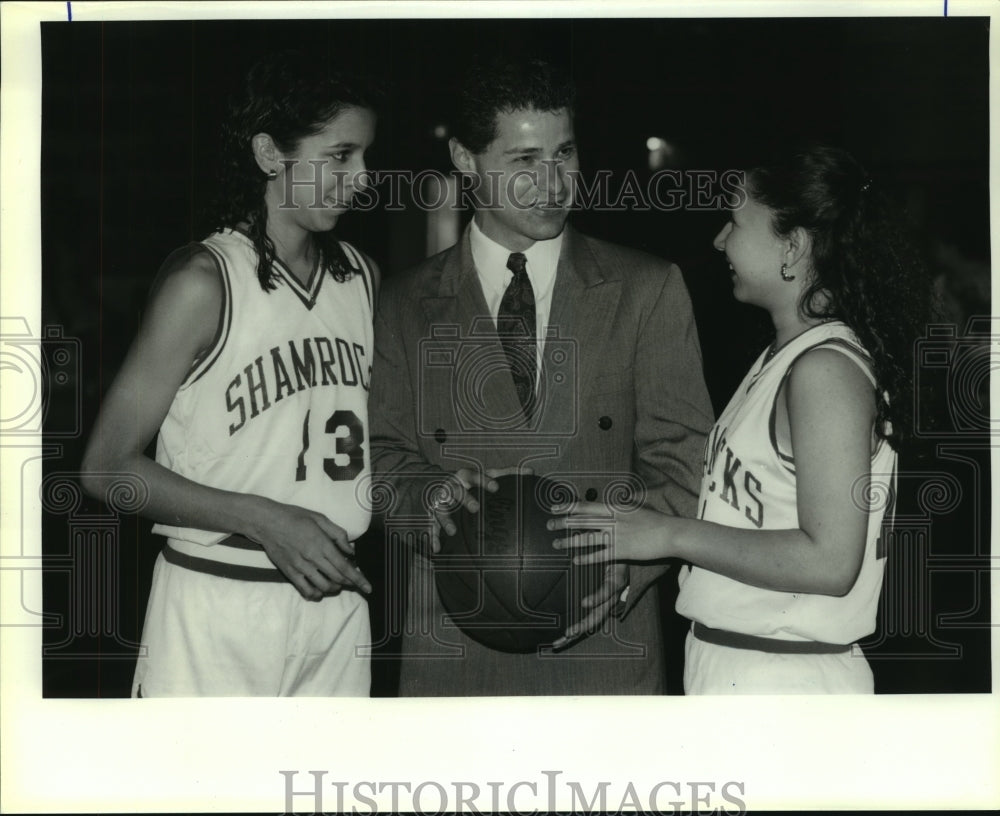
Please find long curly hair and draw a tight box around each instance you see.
[210,50,378,290]
[746,144,931,450]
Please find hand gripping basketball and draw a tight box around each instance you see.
[432,473,602,653]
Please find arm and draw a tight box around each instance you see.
[368,287,498,550]
[555,349,875,597]
[368,287,436,516]
[80,247,370,600]
[634,263,715,516]
[623,263,715,612]
[554,263,714,645]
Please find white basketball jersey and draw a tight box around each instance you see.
[152,229,375,577]
[676,321,896,644]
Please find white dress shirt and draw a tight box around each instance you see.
[469,216,563,371]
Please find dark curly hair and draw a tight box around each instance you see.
[211,50,378,290]
[452,56,575,154]
[746,144,932,450]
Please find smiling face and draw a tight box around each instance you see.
[712,191,794,309]
[452,107,578,252]
[265,105,376,235]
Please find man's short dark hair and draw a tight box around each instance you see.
[452,57,576,154]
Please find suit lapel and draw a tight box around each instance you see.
[419,229,487,325]
[420,227,524,425]
[544,226,622,427]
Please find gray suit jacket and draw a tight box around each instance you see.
[370,223,713,695]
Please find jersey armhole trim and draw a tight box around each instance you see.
[769,389,796,474]
[183,242,232,388]
[768,337,876,473]
[339,241,375,315]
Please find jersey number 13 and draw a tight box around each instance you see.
[295,409,365,482]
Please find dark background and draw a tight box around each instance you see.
[39,16,991,696]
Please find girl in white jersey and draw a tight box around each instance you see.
[551,145,930,694]
[80,51,380,696]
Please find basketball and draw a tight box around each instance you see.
[433,473,603,653]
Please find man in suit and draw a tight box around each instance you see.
[369,57,713,695]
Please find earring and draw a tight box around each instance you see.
[780,263,795,282]
[265,169,278,180]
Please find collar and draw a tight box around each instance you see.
[469,217,563,298]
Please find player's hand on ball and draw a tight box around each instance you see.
[427,466,530,553]
[548,501,674,564]
[254,500,372,601]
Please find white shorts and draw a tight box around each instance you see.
[683,628,874,695]
[133,551,371,697]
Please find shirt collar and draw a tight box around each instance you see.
[469,217,563,296]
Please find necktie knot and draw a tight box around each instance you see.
[506,252,528,279]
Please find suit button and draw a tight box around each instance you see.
[585,487,598,501]
[434,428,447,444]
[598,415,613,430]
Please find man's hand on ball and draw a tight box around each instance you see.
[551,563,629,649]
[427,466,530,553]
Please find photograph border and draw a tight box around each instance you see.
[2,1,997,812]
